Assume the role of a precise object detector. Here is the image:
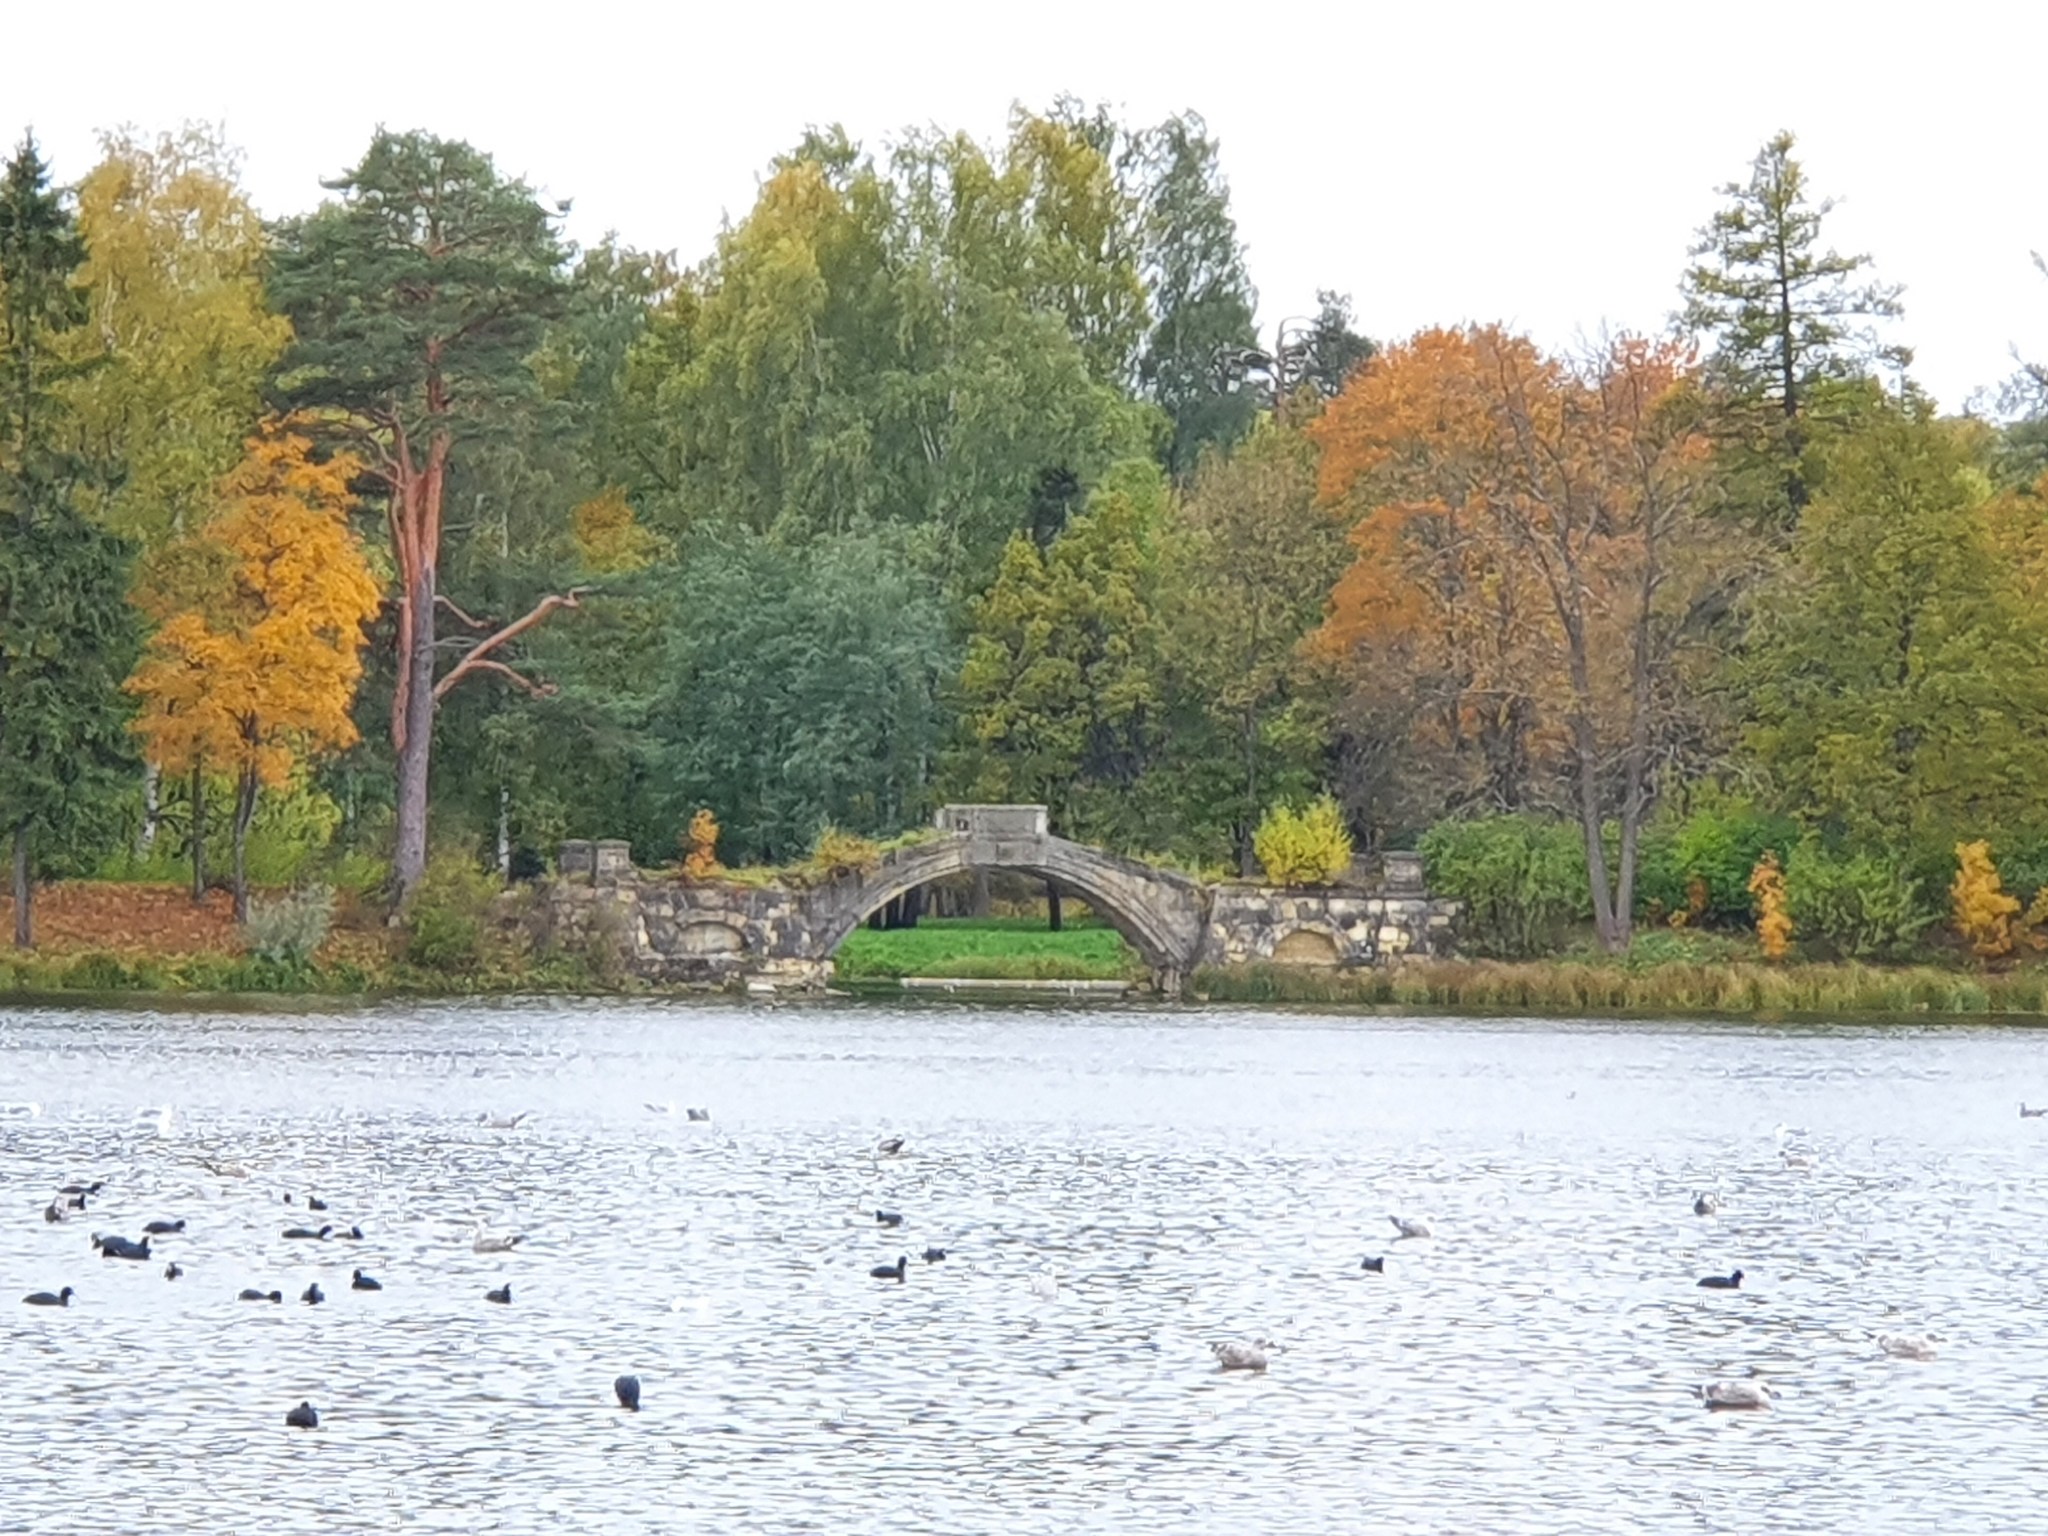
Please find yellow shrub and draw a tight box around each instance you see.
[1253,796,1354,886]
[681,808,723,879]
[1951,839,2019,958]
[1747,851,1792,960]
[2023,885,2048,951]
[801,826,883,884]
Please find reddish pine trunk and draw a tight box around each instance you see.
[392,559,438,900]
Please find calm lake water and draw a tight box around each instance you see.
[2,998,2046,1533]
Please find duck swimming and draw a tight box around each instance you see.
[351,1269,382,1292]
[1878,1331,1939,1360]
[1388,1215,1433,1240]
[485,1283,512,1304]
[615,1375,642,1411]
[143,1219,186,1235]
[301,1283,324,1305]
[1211,1339,1271,1373]
[281,1225,332,1241]
[1697,1379,1774,1410]
[94,1235,150,1261]
[1360,1255,1385,1274]
[870,1256,908,1283]
[1693,1193,1721,1216]
[921,1247,948,1263]
[685,1108,710,1122]
[163,1263,183,1280]
[875,1136,905,1156]
[23,1287,74,1307]
[284,1401,319,1429]
[1697,1269,1744,1290]
[875,1210,904,1228]
[473,1224,525,1254]
[239,1289,283,1303]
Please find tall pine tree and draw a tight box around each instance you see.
[1680,131,1908,527]
[269,131,576,900]
[0,135,137,947]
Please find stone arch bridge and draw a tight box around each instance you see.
[545,805,1453,995]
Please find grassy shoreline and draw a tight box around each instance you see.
[1193,959,2048,1018]
[4,961,2046,1019]
[6,903,2048,1019]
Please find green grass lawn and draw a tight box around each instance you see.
[832,918,1139,981]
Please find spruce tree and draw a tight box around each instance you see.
[0,134,137,947]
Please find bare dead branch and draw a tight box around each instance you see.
[432,588,589,702]
[440,658,559,699]
[435,594,493,631]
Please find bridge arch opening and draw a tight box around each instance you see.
[802,837,1205,991]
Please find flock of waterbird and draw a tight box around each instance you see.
[18,1109,647,1427]
[1187,1119,1972,1404]
[16,1096,2031,1426]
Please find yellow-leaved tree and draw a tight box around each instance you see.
[128,424,384,922]
[1951,840,2019,959]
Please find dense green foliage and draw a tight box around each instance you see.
[646,528,953,864]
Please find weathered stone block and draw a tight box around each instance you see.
[1384,850,1425,896]
[934,803,1049,838]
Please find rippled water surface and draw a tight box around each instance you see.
[3,999,2047,1533]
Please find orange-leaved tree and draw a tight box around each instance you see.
[1309,328,1560,821]
[1311,327,1737,951]
[1748,852,1792,959]
[128,424,383,922]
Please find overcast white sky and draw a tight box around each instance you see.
[13,0,2043,411]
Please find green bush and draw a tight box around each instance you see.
[242,783,345,886]
[1992,842,2048,909]
[245,885,335,967]
[405,856,500,973]
[95,775,344,888]
[1637,797,1801,924]
[1784,845,1935,960]
[324,851,390,905]
[1419,815,1588,959]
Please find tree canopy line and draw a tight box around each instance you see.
[1,113,2044,962]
